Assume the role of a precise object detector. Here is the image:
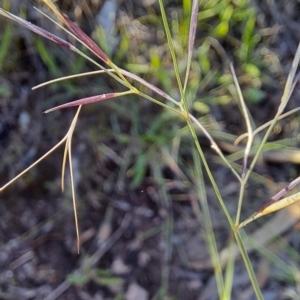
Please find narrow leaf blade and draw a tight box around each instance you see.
[239,191,300,228]
[41,0,110,63]
[62,14,110,63]
[0,8,72,50]
[44,92,126,113]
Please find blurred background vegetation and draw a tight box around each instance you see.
[1,0,300,299]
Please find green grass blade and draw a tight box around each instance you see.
[230,63,253,178]
[234,231,264,300]
[223,238,235,300]
[0,22,12,71]
[236,42,300,225]
[192,147,225,298]
[183,0,199,96]
[158,0,183,101]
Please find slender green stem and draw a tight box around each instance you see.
[223,237,235,300]
[235,42,300,225]
[36,7,132,89]
[193,148,225,298]
[137,91,182,116]
[186,119,234,227]
[235,107,300,145]
[189,114,242,183]
[185,107,264,300]
[70,47,131,88]
[32,70,112,90]
[158,0,183,99]
[234,231,264,300]
[230,64,253,178]
[235,111,282,225]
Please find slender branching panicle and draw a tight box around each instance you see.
[1,0,300,298]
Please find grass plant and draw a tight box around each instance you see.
[1,0,300,299]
